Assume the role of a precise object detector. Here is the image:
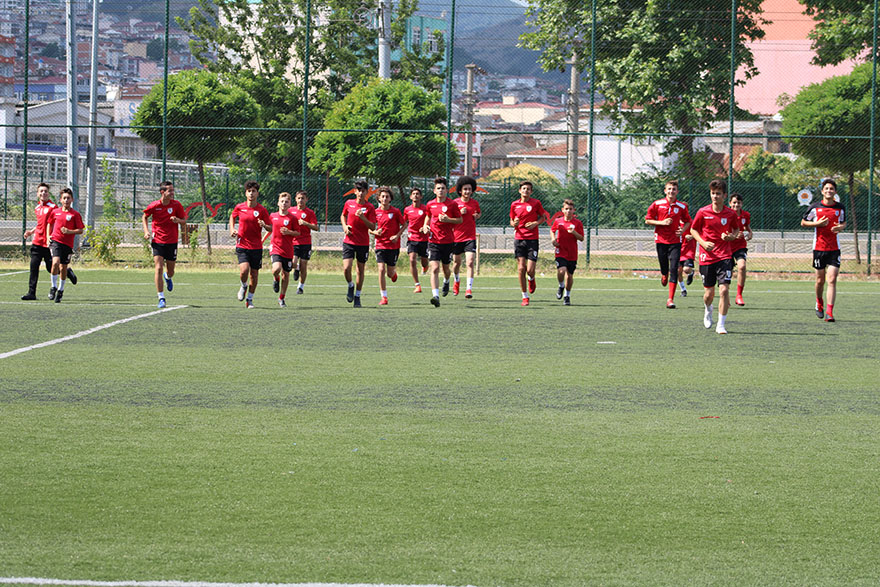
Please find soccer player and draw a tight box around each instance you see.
[421,177,462,307]
[46,187,84,303]
[801,178,846,322]
[341,180,377,308]
[269,192,300,308]
[550,199,584,306]
[142,181,186,308]
[403,187,429,293]
[728,192,752,307]
[20,183,77,300]
[369,187,405,305]
[290,190,319,295]
[690,179,742,334]
[229,180,272,308]
[452,175,482,298]
[645,179,691,309]
[509,180,549,306]
[678,232,696,297]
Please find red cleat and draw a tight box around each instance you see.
[413,284,422,293]
[465,289,473,299]
[421,264,428,274]
[453,281,460,296]
[390,271,398,283]
[528,279,536,294]
[824,314,835,322]
[735,295,745,306]
[666,299,676,309]
[661,274,669,286]
[379,296,388,306]
[521,297,530,306]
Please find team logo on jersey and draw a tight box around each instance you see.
[301,212,306,218]
[253,210,259,217]
[283,219,289,226]
[442,205,448,212]
[835,211,840,217]
[721,218,727,226]
[419,210,424,216]
[741,219,746,225]
[526,205,533,212]
[167,207,173,214]
[388,213,394,220]
[66,214,72,221]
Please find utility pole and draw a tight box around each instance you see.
[86,0,100,230]
[65,0,79,209]
[463,63,484,177]
[378,0,391,79]
[566,50,580,181]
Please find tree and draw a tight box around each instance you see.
[520,1,767,180]
[146,37,180,62]
[133,70,260,254]
[781,63,880,262]
[308,79,456,195]
[486,163,561,187]
[800,1,875,66]
[40,42,61,59]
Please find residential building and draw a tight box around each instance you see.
[474,96,562,127]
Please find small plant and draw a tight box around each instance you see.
[83,223,123,265]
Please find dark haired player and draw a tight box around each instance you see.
[550,199,584,306]
[728,192,752,307]
[801,179,846,322]
[509,181,549,306]
[404,187,429,293]
[452,176,482,298]
[421,177,462,307]
[291,190,319,295]
[645,179,691,309]
[142,181,186,308]
[21,183,77,300]
[269,192,300,307]
[370,187,405,305]
[690,179,741,334]
[341,180,377,307]
[230,180,271,308]
[46,188,84,303]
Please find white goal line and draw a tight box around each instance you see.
[0,579,474,587]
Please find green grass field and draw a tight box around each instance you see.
[1,266,879,586]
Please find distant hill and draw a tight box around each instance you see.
[416,0,527,32]
[100,0,191,23]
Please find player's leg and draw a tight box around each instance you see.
[815,267,826,317]
[48,253,61,300]
[298,259,309,292]
[23,246,43,299]
[452,251,462,295]
[378,260,388,304]
[564,264,575,305]
[272,259,284,295]
[248,267,259,292]
[441,246,452,297]
[666,245,680,307]
[656,243,669,285]
[824,265,839,321]
[409,250,420,286]
[716,283,730,333]
[354,256,366,307]
[735,255,747,305]
[517,257,528,295]
[154,255,165,294]
[343,255,355,302]
[428,244,442,306]
[55,256,70,303]
[464,249,476,297]
[556,262,566,300]
[278,260,290,306]
[700,264,716,328]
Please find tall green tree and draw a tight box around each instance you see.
[520,1,766,180]
[133,69,260,254]
[781,63,880,262]
[800,0,876,66]
[308,79,456,194]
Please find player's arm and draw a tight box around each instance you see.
[690,226,712,250]
[229,211,238,237]
[300,216,319,231]
[61,221,84,236]
[645,217,672,226]
[571,223,585,242]
[390,222,406,241]
[420,214,431,234]
[441,214,463,224]
[142,211,151,240]
[831,221,847,233]
[359,210,377,231]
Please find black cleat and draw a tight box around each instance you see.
[346,284,355,303]
[48,287,57,300]
[67,268,77,285]
[815,304,825,319]
[686,273,693,286]
[296,287,304,295]
[293,268,300,281]
[442,281,450,297]
[430,296,440,307]
[563,296,571,306]
[54,290,64,303]
[557,285,564,300]
[353,296,362,308]
[21,292,37,300]
[272,279,280,293]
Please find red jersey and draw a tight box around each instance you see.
[453,197,481,242]
[342,199,377,246]
[690,205,739,264]
[48,208,84,247]
[551,216,584,262]
[374,206,403,250]
[645,198,691,244]
[403,204,429,242]
[269,211,298,258]
[425,197,462,244]
[680,235,697,261]
[729,210,751,252]
[143,198,186,244]
[803,201,845,251]
[231,202,271,249]
[33,199,57,247]
[510,198,547,240]
[291,206,318,246]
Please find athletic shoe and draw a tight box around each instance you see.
[430,296,440,307]
[21,292,36,300]
[661,274,669,286]
[521,297,530,306]
[715,323,728,334]
[54,290,63,303]
[442,281,450,297]
[563,296,571,306]
[346,284,355,303]
[557,285,564,300]
[246,300,255,309]
[824,314,835,323]
[680,287,687,297]
[163,274,172,292]
[158,298,167,309]
[67,268,77,285]
[48,286,57,301]
[379,296,388,306]
[279,298,286,308]
[390,270,398,283]
[272,279,280,293]
[353,297,362,308]
[815,303,824,319]
[453,281,460,296]
[735,295,745,306]
[293,268,300,281]
[422,264,428,274]
[528,279,536,294]
[667,299,676,309]
[686,273,693,286]
[465,289,473,299]
[237,284,247,301]
[413,284,422,293]
[296,287,304,295]
[703,305,713,329]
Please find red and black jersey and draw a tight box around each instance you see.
[403,204,429,242]
[730,210,751,252]
[33,200,57,247]
[143,199,186,244]
[231,202,271,249]
[48,208,84,247]
[803,201,845,251]
[291,206,318,246]
[452,197,481,242]
[510,198,547,240]
[691,205,738,264]
[374,206,403,250]
[342,199,377,247]
[645,198,691,244]
[551,216,584,262]
[425,197,462,244]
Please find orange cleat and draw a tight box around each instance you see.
[453,281,460,296]
[413,284,422,293]
[521,297,530,306]
[379,296,388,306]
[390,271,398,283]
[735,295,744,306]
[465,289,473,299]
[661,274,669,286]
[528,279,536,294]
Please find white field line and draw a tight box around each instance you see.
[0,579,474,587]
[0,305,187,360]
[0,301,161,308]
[0,270,28,277]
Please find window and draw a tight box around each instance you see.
[411,27,421,49]
[429,31,440,53]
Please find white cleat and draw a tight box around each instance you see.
[715,323,728,335]
[703,305,713,329]
[237,284,247,302]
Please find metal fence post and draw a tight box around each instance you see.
[132,174,137,223]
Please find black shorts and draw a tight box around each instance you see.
[514,239,539,261]
[699,258,733,288]
[407,240,428,258]
[376,248,400,266]
[342,242,369,263]
[732,248,748,263]
[555,257,577,274]
[49,241,74,265]
[813,249,841,270]
[453,239,477,255]
[236,247,263,269]
[428,242,455,264]
[681,259,695,269]
[271,254,294,272]
[151,241,178,261]
[293,244,312,261]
